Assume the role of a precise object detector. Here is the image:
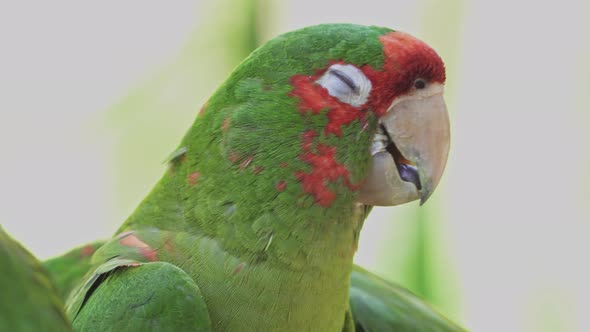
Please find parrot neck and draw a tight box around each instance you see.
[120,165,365,269]
[119,164,366,331]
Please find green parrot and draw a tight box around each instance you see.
[0,226,71,331]
[63,23,459,331]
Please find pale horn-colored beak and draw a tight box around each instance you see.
[358,83,450,206]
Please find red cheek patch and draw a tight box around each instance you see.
[294,131,360,207]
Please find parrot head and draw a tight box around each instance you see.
[350,31,450,206]
[181,24,449,218]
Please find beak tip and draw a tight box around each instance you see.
[419,196,427,206]
[419,186,432,206]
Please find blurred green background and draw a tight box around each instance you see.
[1,1,589,331]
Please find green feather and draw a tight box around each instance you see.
[43,240,106,300]
[70,261,211,331]
[0,226,71,331]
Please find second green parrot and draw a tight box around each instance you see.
[0,226,71,331]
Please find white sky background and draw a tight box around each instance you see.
[1,1,589,331]
[445,1,590,331]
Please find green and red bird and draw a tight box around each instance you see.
[63,24,459,331]
[0,226,71,331]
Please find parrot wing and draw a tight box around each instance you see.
[348,265,466,332]
[0,226,71,331]
[66,256,212,331]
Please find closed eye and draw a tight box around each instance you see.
[330,69,359,93]
[316,64,372,107]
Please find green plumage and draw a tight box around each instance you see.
[70,260,211,331]
[43,241,105,300]
[56,23,464,331]
[0,226,71,331]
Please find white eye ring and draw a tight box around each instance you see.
[316,64,372,107]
